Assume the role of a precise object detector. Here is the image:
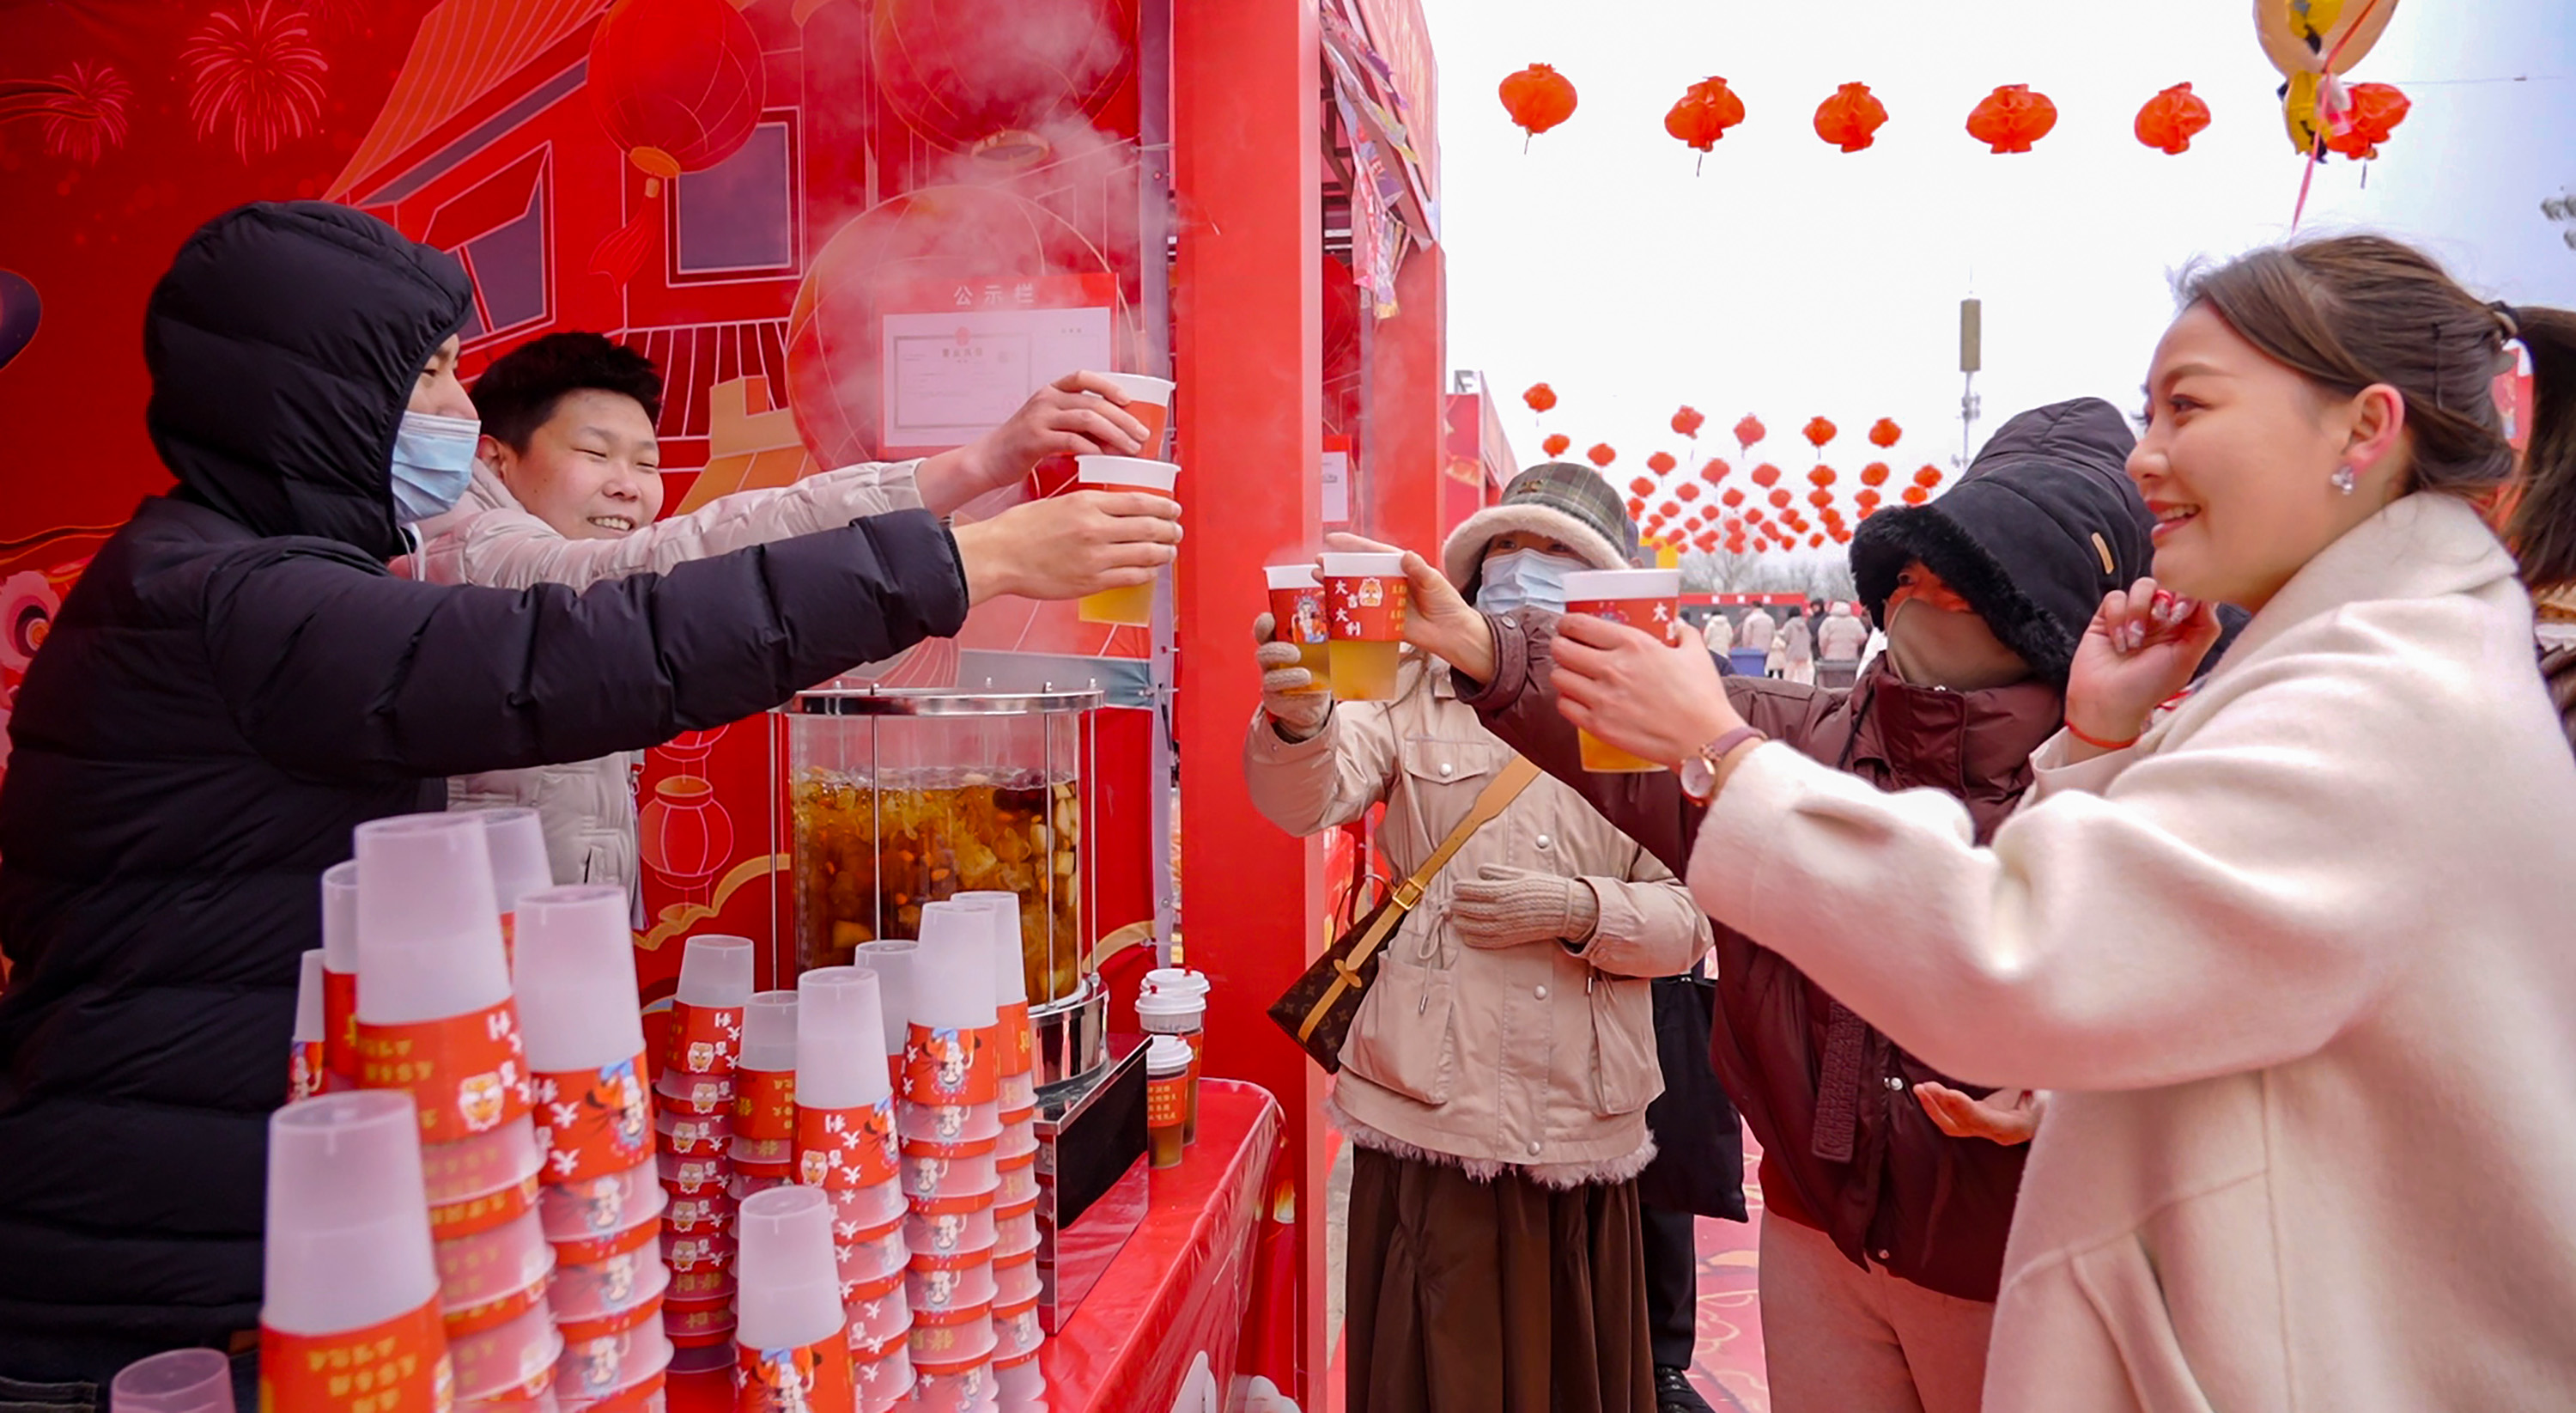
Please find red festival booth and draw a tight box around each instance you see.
[0,0,1455,1407]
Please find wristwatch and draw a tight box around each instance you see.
[1680,726,1767,806]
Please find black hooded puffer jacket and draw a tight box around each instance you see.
[0,203,968,1348]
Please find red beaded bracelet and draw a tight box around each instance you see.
[2063,718,2141,751]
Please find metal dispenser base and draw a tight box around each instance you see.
[1031,1034,1149,1333]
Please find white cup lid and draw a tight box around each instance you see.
[1074,455,1178,494]
[319,861,359,974]
[1320,551,1403,576]
[1135,989,1203,1025]
[263,1091,437,1334]
[1562,568,1682,600]
[739,990,800,1072]
[294,952,326,1045]
[910,904,999,1030]
[354,813,507,1025]
[1145,1033,1194,1076]
[676,935,756,1008]
[854,941,918,1058]
[796,966,891,1109]
[513,886,646,1073]
[1265,563,1321,590]
[1143,968,1210,999]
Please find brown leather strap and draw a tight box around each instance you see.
[1296,757,1542,1043]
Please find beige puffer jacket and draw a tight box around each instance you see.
[1243,656,1711,1185]
[402,459,923,892]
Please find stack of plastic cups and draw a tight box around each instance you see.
[351,813,557,1408]
[795,966,911,1410]
[853,940,916,1094]
[952,895,1044,1410]
[902,903,1004,1412]
[732,990,801,1199]
[732,1186,855,1413]
[289,952,330,1104]
[320,862,361,1093]
[260,1091,456,1413]
[477,807,554,974]
[1141,969,1212,1146]
[112,1349,235,1413]
[518,886,675,1410]
[657,936,753,1364]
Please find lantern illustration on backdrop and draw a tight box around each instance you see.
[587,0,767,283]
[1814,82,1887,153]
[2135,82,2212,155]
[641,777,734,905]
[1663,77,1745,174]
[1966,84,2057,154]
[1499,64,1577,149]
[870,0,1129,167]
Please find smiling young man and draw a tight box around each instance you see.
[410,331,1168,892]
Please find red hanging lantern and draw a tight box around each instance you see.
[1676,481,1701,502]
[1903,485,1931,505]
[1967,84,2057,154]
[2135,82,2211,155]
[1807,464,1837,488]
[1733,415,1765,450]
[1808,533,1826,548]
[1663,76,1747,174]
[1814,82,1888,153]
[1625,496,1646,517]
[1861,461,1892,487]
[1807,488,1832,509]
[586,0,768,282]
[1832,525,1853,544]
[1523,382,1558,413]
[1856,486,1881,509]
[1587,443,1617,468]
[1630,476,1656,497]
[2325,82,2410,161]
[1769,488,1793,509]
[1647,450,1679,475]
[1751,463,1781,488]
[1802,417,1837,451]
[1673,405,1706,439]
[1500,64,1578,149]
[1541,433,1572,459]
[1868,417,1902,448]
[1721,487,1745,508]
[1914,464,1944,489]
[1700,458,1730,484]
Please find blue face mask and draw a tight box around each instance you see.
[1473,549,1586,617]
[387,411,481,525]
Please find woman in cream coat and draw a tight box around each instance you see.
[1403,236,2576,1410]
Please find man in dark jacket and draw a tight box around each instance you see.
[1425,399,2154,1413]
[0,203,1177,1382]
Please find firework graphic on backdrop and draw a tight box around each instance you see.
[39,63,131,164]
[183,0,327,162]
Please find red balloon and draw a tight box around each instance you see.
[589,0,767,180]
[1868,417,1902,448]
[871,0,1129,157]
[2135,82,2211,155]
[1967,84,2058,154]
[1588,443,1617,468]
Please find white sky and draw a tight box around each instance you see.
[1419,0,2576,544]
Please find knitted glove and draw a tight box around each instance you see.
[1255,612,1332,740]
[1447,864,1601,950]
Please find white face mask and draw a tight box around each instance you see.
[387,410,481,525]
[1474,549,1587,617]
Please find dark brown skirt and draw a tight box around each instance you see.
[1344,1146,1654,1413]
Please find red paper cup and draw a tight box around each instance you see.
[665,1258,735,1305]
[993,1198,1037,1256]
[655,1109,731,1159]
[540,1163,665,1246]
[907,1343,998,1413]
[906,1258,997,1318]
[451,1305,563,1403]
[438,1211,556,1335]
[659,1293,737,1349]
[552,1317,672,1404]
[1564,569,1685,772]
[553,1212,661,1269]
[899,1099,1001,1145]
[993,1296,1042,1361]
[993,1246,1042,1307]
[660,1227,735,1273]
[829,1179,909,1231]
[558,1292,663,1346]
[730,1136,793,1174]
[560,1371,666,1413]
[835,1209,908,1287]
[653,1070,733,1117]
[551,1246,673,1332]
[993,1347,1043,1405]
[1265,563,1334,697]
[854,1343,914,1413]
[901,1137,998,1199]
[841,1267,910,1361]
[996,1121,1037,1160]
[1320,551,1409,703]
[664,1187,732,1233]
[998,1069,1038,1113]
[994,1160,1039,1209]
[906,1202,995,1261]
[656,1150,728,1195]
[427,1124,546,1240]
[908,1179,1000,1221]
[907,1300,995,1366]
[731,1167,790,1200]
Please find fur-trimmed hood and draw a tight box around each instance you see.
[1442,460,1638,594]
[1850,398,2154,686]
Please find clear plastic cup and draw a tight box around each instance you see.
[437,1209,555,1324]
[541,1160,664,1246]
[291,951,328,1100]
[552,1244,674,1331]
[1264,564,1333,692]
[995,1159,1039,1209]
[908,1324,998,1403]
[829,1179,909,1233]
[262,1091,440,1336]
[1320,551,1407,701]
[450,1303,563,1403]
[835,1208,908,1286]
[908,906,999,1031]
[993,1347,1045,1407]
[554,1320,673,1406]
[993,1297,1042,1361]
[797,966,892,1111]
[675,935,754,1008]
[653,1069,732,1116]
[1564,569,1685,771]
[516,886,647,1074]
[852,942,917,1062]
[906,1249,997,1317]
[657,1107,731,1160]
[950,892,1034,1081]
[992,1197,1037,1256]
[1097,373,1174,458]
[111,1349,234,1413]
[739,991,799,1073]
[475,807,555,929]
[1072,457,1180,625]
[993,1248,1042,1307]
[854,1343,914,1413]
[734,1185,845,1351]
[294,950,326,1049]
[842,1267,911,1360]
[902,1137,998,1198]
[319,862,361,1082]
[354,813,508,1024]
[901,1099,1002,1146]
[905,1201,994,1261]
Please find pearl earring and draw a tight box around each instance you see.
[2331,465,2357,496]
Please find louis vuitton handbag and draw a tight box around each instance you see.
[1267,757,1541,1072]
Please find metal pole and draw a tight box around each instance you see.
[1138,0,1178,964]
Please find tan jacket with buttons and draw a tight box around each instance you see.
[1243,656,1712,1185]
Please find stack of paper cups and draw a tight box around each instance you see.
[657,935,752,1358]
[476,807,554,971]
[732,990,801,1188]
[518,886,675,1409]
[261,1091,456,1413]
[902,904,1002,1405]
[320,862,361,1091]
[1140,969,1211,1145]
[734,1186,856,1413]
[794,966,911,1409]
[351,813,557,1403]
[290,952,329,1104]
[951,894,1042,1388]
[853,940,916,1093]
